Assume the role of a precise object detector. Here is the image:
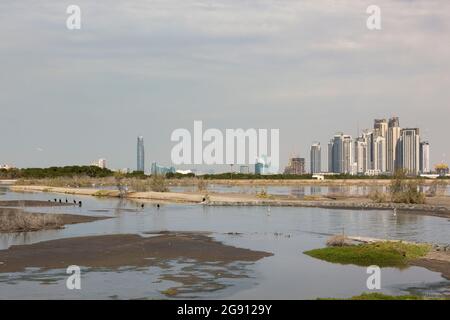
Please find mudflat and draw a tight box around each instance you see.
[412,251,450,280]
[0,232,273,273]
[0,200,73,207]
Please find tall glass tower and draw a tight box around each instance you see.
[137,136,145,172]
[310,143,321,174]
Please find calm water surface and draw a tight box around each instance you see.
[1,187,449,299]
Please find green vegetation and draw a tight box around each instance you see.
[161,288,178,296]
[319,292,444,300]
[304,241,430,268]
[2,166,114,179]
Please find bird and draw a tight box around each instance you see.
[141,203,144,209]
[78,201,82,207]
[267,207,271,216]
[393,207,397,216]
[156,204,160,209]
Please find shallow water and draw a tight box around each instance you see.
[170,184,450,197]
[0,187,449,299]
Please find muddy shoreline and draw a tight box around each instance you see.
[0,232,272,273]
[0,200,73,207]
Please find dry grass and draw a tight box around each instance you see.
[368,190,388,203]
[197,178,208,192]
[326,235,351,247]
[0,209,63,233]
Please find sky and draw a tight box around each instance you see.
[0,0,449,172]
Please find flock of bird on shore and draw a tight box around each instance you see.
[48,198,161,209]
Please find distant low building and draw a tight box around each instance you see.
[98,158,106,169]
[91,158,107,169]
[255,160,264,175]
[151,162,176,176]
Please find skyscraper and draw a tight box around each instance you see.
[137,136,145,172]
[399,128,420,175]
[420,141,430,173]
[387,117,401,173]
[372,135,386,173]
[374,119,388,138]
[310,143,321,174]
[328,133,353,174]
[354,135,368,174]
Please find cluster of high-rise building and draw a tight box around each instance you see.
[321,117,430,176]
[283,157,306,175]
[134,121,433,176]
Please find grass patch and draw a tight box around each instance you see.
[319,292,444,300]
[161,288,178,296]
[304,241,431,268]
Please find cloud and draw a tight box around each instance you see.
[0,0,449,168]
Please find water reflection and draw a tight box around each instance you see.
[1,187,449,299]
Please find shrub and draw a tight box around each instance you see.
[389,170,425,204]
[150,175,169,192]
[0,209,63,232]
[197,178,208,192]
[369,190,388,203]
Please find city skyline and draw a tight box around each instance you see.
[326,116,431,176]
[0,116,443,176]
[1,1,449,170]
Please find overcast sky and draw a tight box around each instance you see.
[0,0,449,172]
